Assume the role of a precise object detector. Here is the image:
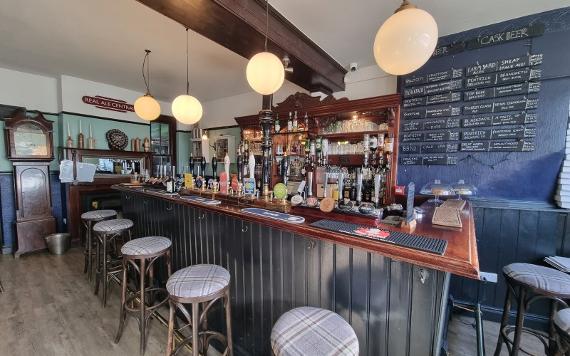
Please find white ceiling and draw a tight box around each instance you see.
[0,0,253,102]
[272,0,570,68]
[0,0,569,103]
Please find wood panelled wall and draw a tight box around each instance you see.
[451,201,570,327]
[121,192,450,356]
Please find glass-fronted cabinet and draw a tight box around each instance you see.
[150,116,176,175]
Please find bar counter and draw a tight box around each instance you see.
[114,184,480,356]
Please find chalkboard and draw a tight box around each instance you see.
[399,52,541,165]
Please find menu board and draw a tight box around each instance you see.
[399,53,542,165]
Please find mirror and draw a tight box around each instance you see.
[81,155,146,175]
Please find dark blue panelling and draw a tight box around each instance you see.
[0,174,16,254]
[398,7,570,202]
[0,172,66,254]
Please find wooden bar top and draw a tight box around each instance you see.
[114,185,480,279]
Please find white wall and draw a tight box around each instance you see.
[333,64,397,100]
[200,81,307,128]
[0,67,59,113]
[60,75,196,130]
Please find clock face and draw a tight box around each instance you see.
[13,123,49,156]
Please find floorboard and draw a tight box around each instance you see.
[0,248,546,356]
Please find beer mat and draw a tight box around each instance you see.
[310,219,447,255]
[441,199,466,210]
[241,208,305,224]
[180,195,222,205]
[432,207,463,228]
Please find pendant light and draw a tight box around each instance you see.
[172,28,203,125]
[373,0,438,75]
[246,0,285,95]
[134,50,161,121]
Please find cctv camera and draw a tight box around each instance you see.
[349,62,358,72]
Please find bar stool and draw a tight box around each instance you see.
[494,263,570,356]
[555,309,570,355]
[93,218,133,307]
[166,264,233,356]
[81,209,117,281]
[115,236,172,355]
[271,307,359,356]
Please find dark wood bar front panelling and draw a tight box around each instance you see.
[121,191,449,356]
[450,201,570,327]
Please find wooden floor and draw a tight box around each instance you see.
[0,248,545,356]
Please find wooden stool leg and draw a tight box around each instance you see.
[139,257,147,356]
[102,236,109,307]
[549,300,559,356]
[225,290,233,356]
[166,250,172,278]
[494,287,512,356]
[115,257,128,343]
[87,222,93,281]
[511,288,527,356]
[83,221,89,274]
[192,302,200,356]
[166,300,175,356]
[94,234,101,296]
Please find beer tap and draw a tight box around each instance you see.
[356,168,363,206]
[373,173,382,208]
[200,157,207,178]
[211,156,218,180]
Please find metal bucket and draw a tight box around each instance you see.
[45,233,71,255]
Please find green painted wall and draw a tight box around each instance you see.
[61,113,149,151]
[176,131,191,173]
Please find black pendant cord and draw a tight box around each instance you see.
[142,49,151,95]
[264,0,269,51]
[185,28,190,95]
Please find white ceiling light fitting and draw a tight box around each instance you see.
[134,49,161,121]
[246,0,285,95]
[172,28,203,125]
[373,0,438,75]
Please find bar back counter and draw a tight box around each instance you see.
[116,185,479,356]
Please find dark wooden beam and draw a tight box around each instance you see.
[136,0,347,94]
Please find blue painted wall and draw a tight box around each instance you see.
[397,8,570,203]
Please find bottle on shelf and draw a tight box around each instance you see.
[293,111,298,132]
[166,165,175,193]
[274,114,280,133]
[287,112,293,132]
[304,113,309,131]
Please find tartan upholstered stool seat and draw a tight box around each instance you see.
[93,218,134,233]
[503,263,570,296]
[81,209,117,221]
[121,236,171,257]
[494,263,570,356]
[271,307,359,356]
[81,210,117,281]
[555,309,570,353]
[166,264,233,356]
[166,264,230,299]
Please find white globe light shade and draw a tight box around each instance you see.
[134,94,161,121]
[172,94,203,124]
[246,52,285,95]
[373,7,438,75]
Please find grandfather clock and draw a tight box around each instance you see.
[4,110,56,257]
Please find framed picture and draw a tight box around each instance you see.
[211,135,236,162]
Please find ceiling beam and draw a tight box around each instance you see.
[136,0,347,94]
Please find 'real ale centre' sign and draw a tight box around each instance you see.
[82,95,134,113]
